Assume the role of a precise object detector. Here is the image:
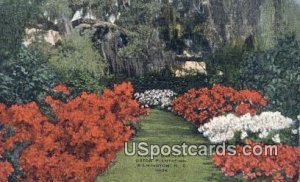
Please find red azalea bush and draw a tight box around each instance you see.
[213,140,300,181]
[0,161,14,181]
[172,84,267,125]
[0,82,148,181]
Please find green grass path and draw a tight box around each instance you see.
[97,109,228,182]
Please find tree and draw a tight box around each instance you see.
[0,0,41,60]
[48,32,107,93]
[41,0,73,34]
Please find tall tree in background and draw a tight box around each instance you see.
[0,0,41,61]
[41,0,74,34]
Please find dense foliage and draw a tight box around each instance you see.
[239,36,300,118]
[117,0,162,58]
[172,85,267,125]
[213,140,300,181]
[0,82,147,181]
[207,38,249,86]
[114,69,209,94]
[0,47,59,105]
[0,0,40,60]
[48,32,107,94]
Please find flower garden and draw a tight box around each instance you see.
[0,83,148,181]
[171,85,300,181]
[0,81,299,181]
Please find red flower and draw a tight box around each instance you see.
[172,85,267,125]
[0,82,148,181]
[213,142,300,181]
[53,84,70,95]
[0,161,14,181]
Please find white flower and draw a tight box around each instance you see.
[291,129,298,135]
[272,134,281,143]
[258,130,269,139]
[240,131,248,140]
[198,112,294,144]
[135,89,177,109]
[198,126,204,133]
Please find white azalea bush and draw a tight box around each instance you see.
[134,89,177,109]
[198,111,298,144]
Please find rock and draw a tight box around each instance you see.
[174,61,207,77]
[23,28,62,46]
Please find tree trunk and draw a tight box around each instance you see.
[62,14,73,35]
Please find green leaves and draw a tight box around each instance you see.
[207,39,246,86]
[48,32,107,94]
[112,68,209,94]
[239,36,300,118]
[0,47,59,105]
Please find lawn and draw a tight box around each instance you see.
[97,109,238,182]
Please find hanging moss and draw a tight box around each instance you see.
[279,0,300,41]
[259,0,277,50]
[259,0,300,50]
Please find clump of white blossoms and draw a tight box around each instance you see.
[198,112,295,144]
[272,134,281,144]
[134,89,177,109]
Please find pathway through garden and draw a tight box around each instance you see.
[97,109,230,182]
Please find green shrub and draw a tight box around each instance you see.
[207,38,248,86]
[0,47,59,105]
[48,32,107,94]
[107,68,209,94]
[0,0,41,60]
[239,36,300,118]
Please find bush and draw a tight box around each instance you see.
[207,38,250,86]
[0,82,148,181]
[198,112,297,144]
[109,68,209,94]
[0,47,59,105]
[239,36,300,118]
[134,89,177,109]
[172,85,267,125]
[0,161,14,181]
[49,32,107,94]
[213,141,300,181]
